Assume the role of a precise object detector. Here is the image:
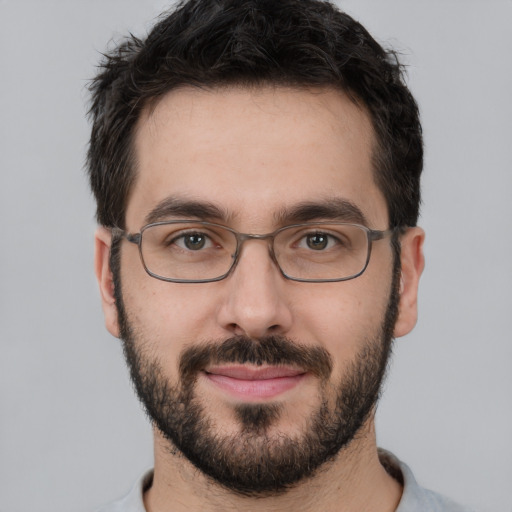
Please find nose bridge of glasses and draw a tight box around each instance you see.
[235,232,279,267]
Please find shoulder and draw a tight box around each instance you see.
[95,470,153,512]
[379,450,475,512]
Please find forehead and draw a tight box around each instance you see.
[127,86,387,230]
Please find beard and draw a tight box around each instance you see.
[112,239,401,496]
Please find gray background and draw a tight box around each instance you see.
[1,1,511,511]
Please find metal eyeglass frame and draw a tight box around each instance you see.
[112,221,398,284]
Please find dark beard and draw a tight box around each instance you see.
[112,240,401,496]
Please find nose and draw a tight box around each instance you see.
[215,239,294,339]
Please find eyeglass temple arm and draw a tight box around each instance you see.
[369,226,406,241]
[111,227,141,245]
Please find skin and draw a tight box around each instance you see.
[95,86,425,512]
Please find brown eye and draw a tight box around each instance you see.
[170,232,212,251]
[305,233,329,250]
[183,233,207,250]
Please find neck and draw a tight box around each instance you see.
[143,420,402,512]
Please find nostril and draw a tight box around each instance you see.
[227,322,245,335]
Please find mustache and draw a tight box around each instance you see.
[179,335,333,382]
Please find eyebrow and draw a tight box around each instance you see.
[144,196,368,227]
[144,196,231,224]
[274,198,369,226]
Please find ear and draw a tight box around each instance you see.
[393,227,425,338]
[94,227,120,338]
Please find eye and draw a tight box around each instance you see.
[173,232,213,251]
[300,232,337,251]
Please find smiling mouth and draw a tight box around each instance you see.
[203,365,307,401]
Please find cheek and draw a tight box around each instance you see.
[290,271,391,366]
[120,253,222,358]
[294,287,383,336]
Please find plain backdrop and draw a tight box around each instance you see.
[1,1,511,511]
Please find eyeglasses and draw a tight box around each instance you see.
[113,221,396,283]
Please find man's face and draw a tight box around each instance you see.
[96,86,422,494]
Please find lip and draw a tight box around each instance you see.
[203,365,307,401]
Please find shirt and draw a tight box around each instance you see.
[96,450,474,512]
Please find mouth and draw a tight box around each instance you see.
[203,365,307,401]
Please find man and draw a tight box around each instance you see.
[87,1,471,510]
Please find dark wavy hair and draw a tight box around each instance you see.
[87,0,422,229]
